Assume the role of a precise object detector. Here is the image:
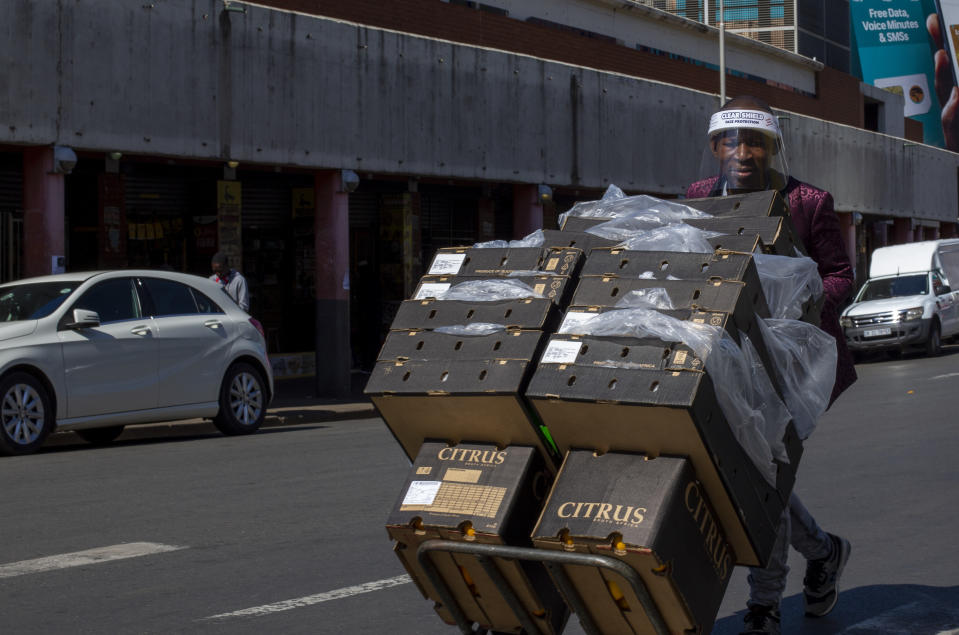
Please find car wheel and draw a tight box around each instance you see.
[76,425,125,445]
[0,372,54,456]
[213,362,266,435]
[926,321,942,357]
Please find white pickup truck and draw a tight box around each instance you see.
[840,239,959,357]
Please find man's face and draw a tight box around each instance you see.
[211,261,225,276]
[711,129,774,192]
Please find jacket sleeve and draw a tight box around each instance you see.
[807,191,854,309]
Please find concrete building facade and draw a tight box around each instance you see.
[3,0,956,394]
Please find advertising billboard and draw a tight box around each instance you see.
[851,0,944,147]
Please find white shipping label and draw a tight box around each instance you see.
[414,283,450,299]
[429,253,467,275]
[559,311,596,334]
[541,340,582,364]
[402,481,442,506]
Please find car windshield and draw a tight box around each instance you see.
[858,274,928,301]
[0,281,82,322]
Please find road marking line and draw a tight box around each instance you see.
[0,542,184,579]
[205,574,413,620]
[931,372,959,380]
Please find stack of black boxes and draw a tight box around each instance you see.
[367,189,820,634]
[367,245,584,634]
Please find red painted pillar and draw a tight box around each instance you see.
[23,147,66,277]
[838,212,856,279]
[513,184,543,239]
[314,170,352,397]
[892,218,912,244]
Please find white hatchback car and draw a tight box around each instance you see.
[0,270,273,455]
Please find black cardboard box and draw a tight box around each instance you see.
[684,190,788,219]
[685,216,806,257]
[413,273,574,307]
[581,250,762,293]
[570,276,771,321]
[533,451,733,634]
[390,297,562,331]
[525,363,797,567]
[538,332,703,374]
[387,442,568,634]
[559,216,609,233]
[709,233,765,254]
[427,246,584,278]
[541,229,619,252]
[377,328,546,363]
[366,357,561,469]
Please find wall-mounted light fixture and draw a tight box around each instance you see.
[108,151,123,161]
[226,160,240,169]
[538,184,553,203]
[52,145,78,175]
[340,169,360,193]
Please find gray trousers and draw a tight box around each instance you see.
[747,492,832,608]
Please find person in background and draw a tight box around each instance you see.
[687,95,856,635]
[210,251,250,312]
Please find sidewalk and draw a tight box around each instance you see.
[44,373,376,447]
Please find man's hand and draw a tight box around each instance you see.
[927,13,959,150]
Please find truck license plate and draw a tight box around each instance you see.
[863,327,892,338]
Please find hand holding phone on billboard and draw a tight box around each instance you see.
[929,3,959,150]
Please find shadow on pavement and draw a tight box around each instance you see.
[712,584,959,634]
[853,343,959,365]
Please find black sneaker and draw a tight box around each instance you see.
[804,532,851,617]
[741,604,781,635]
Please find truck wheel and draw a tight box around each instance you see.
[925,321,942,357]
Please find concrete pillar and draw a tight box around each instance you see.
[23,147,66,277]
[838,212,856,280]
[313,170,351,398]
[892,218,911,244]
[513,183,543,238]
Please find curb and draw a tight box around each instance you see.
[43,402,377,448]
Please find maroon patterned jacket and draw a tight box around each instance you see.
[686,176,857,404]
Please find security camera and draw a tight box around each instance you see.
[53,146,78,175]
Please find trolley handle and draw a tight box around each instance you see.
[415,539,670,635]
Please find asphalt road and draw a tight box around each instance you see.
[1,346,958,634]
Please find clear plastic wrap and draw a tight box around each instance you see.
[612,288,677,310]
[757,317,837,440]
[753,253,824,319]
[437,279,544,301]
[561,187,711,224]
[473,228,545,249]
[434,323,507,336]
[561,306,788,485]
[707,333,791,486]
[588,222,719,254]
[557,307,720,359]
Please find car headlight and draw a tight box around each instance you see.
[839,316,853,328]
[902,307,924,321]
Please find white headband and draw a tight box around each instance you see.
[708,109,781,138]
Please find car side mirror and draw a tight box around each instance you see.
[940,285,952,295]
[65,308,101,329]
